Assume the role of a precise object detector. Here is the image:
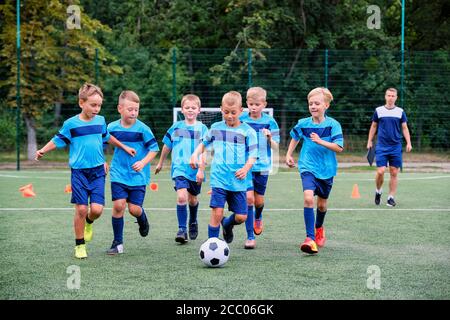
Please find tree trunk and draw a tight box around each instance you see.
[54,101,62,127]
[24,115,37,161]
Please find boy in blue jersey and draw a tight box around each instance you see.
[155,94,208,244]
[106,91,160,255]
[240,87,280,249]
[286,87,344,254]
[35,83,136,259]
[190,91,258,244]
[367,88,412,207]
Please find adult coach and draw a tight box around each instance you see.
[367,88,412,207]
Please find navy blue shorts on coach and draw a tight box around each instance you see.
[375,144,402,168]
[71,164,106,205]
[173,176,202,196]
[210,187,247,214]
[247,171,269,195]
[301,171,333,199]
[111,182,146,206]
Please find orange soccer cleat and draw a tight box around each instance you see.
[300,237,318,254]
[253,219,264,235]
[315,226,326,247]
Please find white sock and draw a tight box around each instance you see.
[387,195,394,200]
[376,189,382,194]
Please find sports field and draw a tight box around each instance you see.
[0,169,449,300]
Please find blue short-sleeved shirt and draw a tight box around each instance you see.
[372,106,407,149]
[203,121,258,192]
[108,119,159,186]
[162,121,209,182]
[52,114,110,169]
[240,112,280,172]
[290,116,344,179]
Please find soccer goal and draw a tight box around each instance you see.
[172,108,274,127]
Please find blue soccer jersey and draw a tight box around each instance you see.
[108,119,159,186]
[290,116,344,179]
[203,121,258,192]
[52,114,110,169]
[162,121,209,182]
[240,112,280,172]
[372,106,407,148]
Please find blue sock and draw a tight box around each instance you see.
[189,203,199,224]
[177,204,188,231]
[304,207,315,240]
[315,208,327,228]
[136,207,147,224]
[223,213,236,229]
[255,205,264,220]
[112,216,124,243]
[208,224,220,238]
[245,206,255,240]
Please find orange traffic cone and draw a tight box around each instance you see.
[19,183,33,192]
[149,182,159,191]
[65,184,72,193]
[351,184,361,199]
[22,188,36,198]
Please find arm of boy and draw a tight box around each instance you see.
[132,151,158,172]
[310,133,343,153]
[285,139,299,168]
[35,141,57,161]
[155,145,171,174]
[195,150,207,184]
[262,128,279,150]
[190,143,206,169]
[108,135,136,157]
[235,157,256,180]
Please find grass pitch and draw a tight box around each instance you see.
[0,169,449,299]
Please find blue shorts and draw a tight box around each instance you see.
[210,187,247,215]
[376,145,402,168]
[301,171,333,199]
[71,165,106,206]
[247,171,269,195]
[173,176,202,196]
[111,182,146,206]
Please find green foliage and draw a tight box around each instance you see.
[0,108,17,151]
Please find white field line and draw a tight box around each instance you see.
[0,207,449,212]
[1,173,449,182]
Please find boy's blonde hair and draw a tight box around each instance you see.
[307,87,334,105]
[181,94,201,108]
[119,90,140,104]
[246,87,267,101]
[79,83,103,101]
[222,91,242,108]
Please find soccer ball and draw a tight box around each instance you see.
[199,237,230,268]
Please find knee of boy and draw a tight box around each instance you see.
[235,214,247,224]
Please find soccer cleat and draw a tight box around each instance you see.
[84,222,93,242]
[175,229,188,244]
[189,221,198,240]
[253,219,264,235]
[375,192,382,205]
[74,244,87,259]
[300,237,318,254]
[221,218,234,244]
[107,240,124,255]
[315,226,326,247]
[244,239,256,249]
[137,216,150,237]
[386,197,396,207]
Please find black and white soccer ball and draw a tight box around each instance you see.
[199,237,230,268]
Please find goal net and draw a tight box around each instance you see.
[173,108,274,127]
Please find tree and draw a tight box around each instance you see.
[0,0,121,160]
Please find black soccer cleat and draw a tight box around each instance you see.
[375,192,382,205]
[137,217,150,237]
[175,229,188,244]
[386,197,396,207]
[189,222,198,240]
[221,218,234,244]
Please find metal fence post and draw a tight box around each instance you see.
[172,48,177,108]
